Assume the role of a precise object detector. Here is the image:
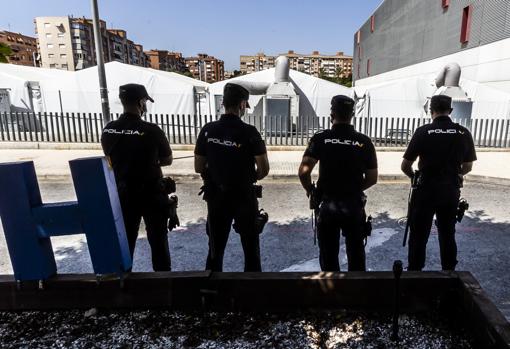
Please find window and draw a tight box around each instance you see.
[460,5,473,43]
[367,59,371,76]
[44,23,51,28]
[60,54,67,59]
[61,64,68,69]
[48,53,54,58]
[370,15,375,32]
[356,30,361,44]
[59,44,66,49]
[57,33,65,38]
[442,0,450,8]
[45,33,52,38]
[49,63,56,68]
[47,43,54,49]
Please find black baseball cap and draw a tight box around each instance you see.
[430,95,452,111]
[119,83,154,103]
[331,95,355,115]
[223,83,250,108]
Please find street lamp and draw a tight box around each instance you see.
[90,0,111,124]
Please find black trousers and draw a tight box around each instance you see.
[317,196,366,272]
[119,191,171,271]
[205,189,261,272]
[408,184,460,271]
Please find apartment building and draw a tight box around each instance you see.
[185,53,224,82]
[35,16,147,71]
[146,49,186,72]
[240,53,276,74]
[0,30,38,66]
[240,50,353,78]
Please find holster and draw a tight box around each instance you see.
[309,185,323,211]
[167,194,180,231]
[253,209,269,235]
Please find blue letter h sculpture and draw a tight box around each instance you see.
[0,157,132,281]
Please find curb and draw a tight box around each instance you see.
[34,173,510,186]
[1,141,509,152]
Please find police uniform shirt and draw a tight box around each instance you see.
[403,116,477,178]
[101,112,172,186]
[195,114,267,189]
[304,124,378,196]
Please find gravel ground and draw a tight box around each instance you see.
[0,310,473,349]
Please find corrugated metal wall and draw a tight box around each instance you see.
[353,0,510,82]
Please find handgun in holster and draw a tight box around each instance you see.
[253,184,268,235]
[456,198,469,223]
[167,194,180,231]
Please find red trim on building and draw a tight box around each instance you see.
[460,5,473,43]
[370,15,375,32]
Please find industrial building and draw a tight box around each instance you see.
[353,0,510,93]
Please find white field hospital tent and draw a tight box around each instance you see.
[0,63,73,113]
[73,62,209,115]
[353,77,436,119]
[209,68,353,117]
[0,62,209,115]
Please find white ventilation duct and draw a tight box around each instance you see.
[435,62,461,88]
[275,56,290,83]
[429,62,472,119]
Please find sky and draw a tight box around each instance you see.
[1,0,382,70]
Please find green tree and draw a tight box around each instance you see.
[340,74,353,88]
[170,69,194,78]
[232,70,243,77]
[0,43,13,63]
[334,67,343,80]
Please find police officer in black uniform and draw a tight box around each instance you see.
[194,83,269,272]
[299,95,378,271]
[401,95,477,271]
[101,83,173,271]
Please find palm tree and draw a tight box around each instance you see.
[0,43,13,63]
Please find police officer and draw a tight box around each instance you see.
[401,95,477,271]
[101,83,173,271]
[299,95,378,271]
[194,83,269,272]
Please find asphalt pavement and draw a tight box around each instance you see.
[1,179,509,319]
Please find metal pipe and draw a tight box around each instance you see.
[90,0,111,124]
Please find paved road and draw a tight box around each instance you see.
[1,180,510,318]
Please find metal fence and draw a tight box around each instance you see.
[1,112,510,148]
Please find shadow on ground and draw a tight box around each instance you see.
[48,209,510,319]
